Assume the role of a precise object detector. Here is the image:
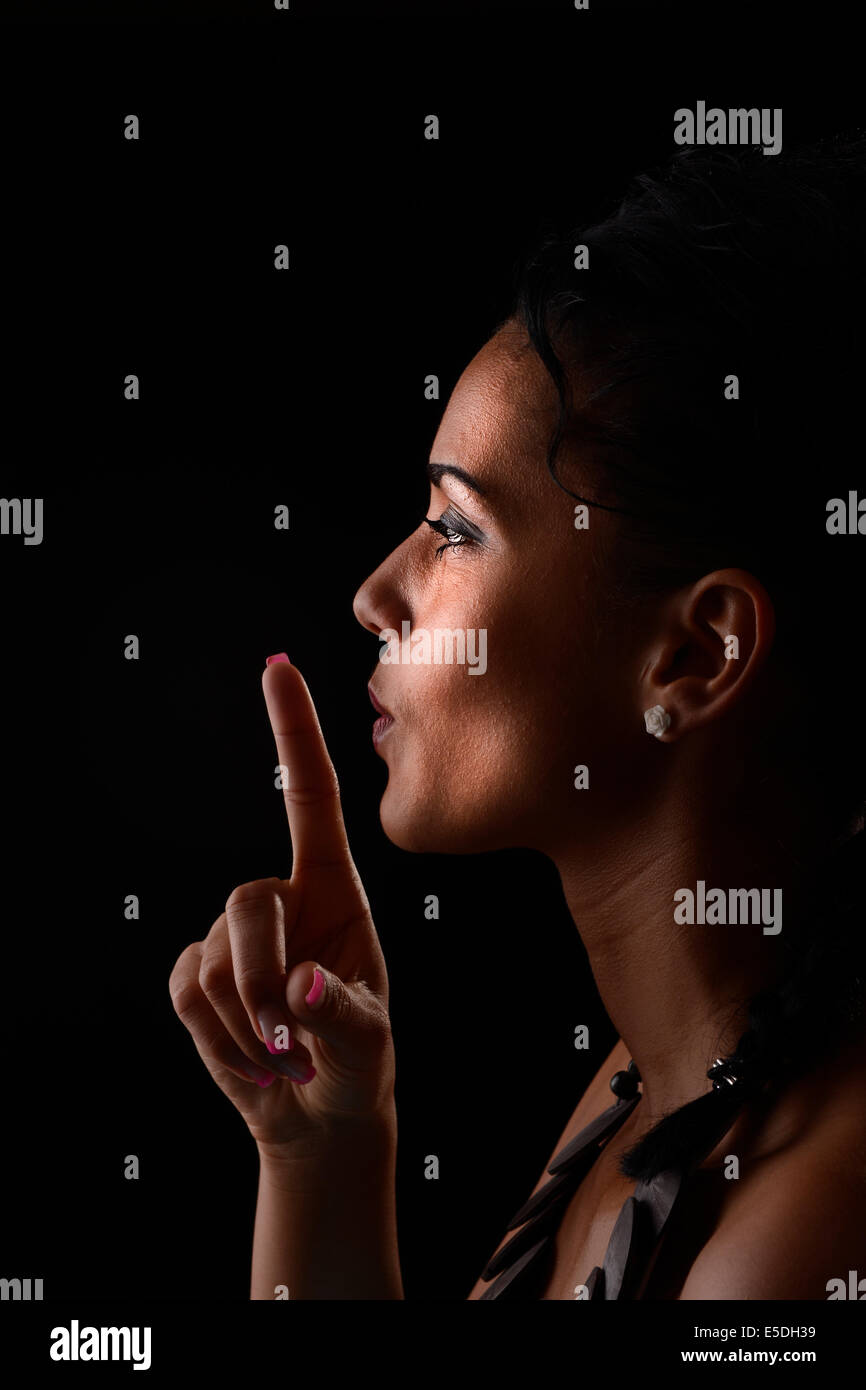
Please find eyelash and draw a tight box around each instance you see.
[423,508,481,559]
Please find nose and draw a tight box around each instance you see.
[352,570,380,637]
[352,545,409,638]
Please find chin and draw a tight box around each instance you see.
[378,801,445,853]
[378,791,513,856]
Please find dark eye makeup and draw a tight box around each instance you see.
[423,505,487,559]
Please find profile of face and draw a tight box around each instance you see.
[352,321,656,858]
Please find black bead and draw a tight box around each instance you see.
[706,1055,744,1090]
[609,1068,639,1099]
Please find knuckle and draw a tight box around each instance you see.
[198,1025,234,1061]
[201,912,228,946]
[233,963,278,997]
[282,781,340,809]
[292,849,350,872]
[225,878,281,915]
[169,976,204,1022]
[168,944,202,1009]
[198,947,234,1001]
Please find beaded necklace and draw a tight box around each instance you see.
[478,1055,745,1300]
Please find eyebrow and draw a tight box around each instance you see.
[426,461,489,498]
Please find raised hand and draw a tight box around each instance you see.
[169,654,395,1156]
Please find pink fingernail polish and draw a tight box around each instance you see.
[242,1064,277,1088]
[257,1010,294,1053]
[271,1057,316,1083]
[266,653,291,665]
[305,966,325,1008]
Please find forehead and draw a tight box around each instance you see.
[430,323,562,495]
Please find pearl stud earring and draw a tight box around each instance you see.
[644,705,671,738]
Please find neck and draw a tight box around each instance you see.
[553,801,804,1124]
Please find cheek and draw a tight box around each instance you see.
[376,549,619,846]
[379,617,595,844]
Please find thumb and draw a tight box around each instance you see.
[285,961,386,1056]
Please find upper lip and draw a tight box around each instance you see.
[368,685,393,719]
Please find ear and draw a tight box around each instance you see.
[639,568,776,742]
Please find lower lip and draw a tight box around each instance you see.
[372,714,395,745]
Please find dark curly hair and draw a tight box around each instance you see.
[508,132,866,1183]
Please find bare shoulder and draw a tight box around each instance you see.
[542,1035,631,1163]
[678,1075,866,1301]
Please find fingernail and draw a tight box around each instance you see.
[241,1063,277,1088]
[266,653,291,665]
[305,966,325,1009]
[257,1008,294,1054]
[272,1058,317,1085]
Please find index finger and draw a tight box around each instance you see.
[262,655,353,874]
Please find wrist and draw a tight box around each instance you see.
[256,1106,397,1177]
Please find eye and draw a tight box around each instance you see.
[423,506,485,559]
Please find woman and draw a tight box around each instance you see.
[169,135,866,1299]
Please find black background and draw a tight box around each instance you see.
[0,0,863,1337]
[5,1,687,22]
